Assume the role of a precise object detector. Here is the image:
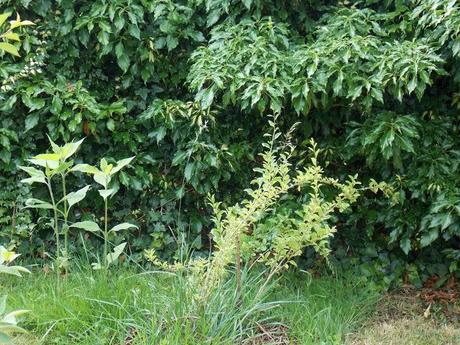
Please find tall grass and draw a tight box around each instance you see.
[1,267,378,344]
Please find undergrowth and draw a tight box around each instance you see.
[1,267,377,345]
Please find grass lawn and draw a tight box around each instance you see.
[2,268,459,344]
[2,268,377,345]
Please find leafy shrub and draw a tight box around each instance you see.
[149,119,393,302]
[20,137,136,271]
[1,0,460,286]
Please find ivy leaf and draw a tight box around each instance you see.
[400,237,411,255]
[420,228,439,248]
[166,36,178,51]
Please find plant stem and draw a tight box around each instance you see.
[103,197,108,269]
[61,174,69,263]
[10,202,16,243]
[235,228,242,307]
[46,179,60,282]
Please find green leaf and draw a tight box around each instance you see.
[70,221,101,232]
[94,171,109,188]
[0,13,11,27]
[200,89,214,109]
[62,185,90,208]
[27,158,59,169]
[71,164,100,174]
[20,176,46,185]
[106,242,126,265]
[34,153,60,161]
[407,77,417,94]
[115,41,130,72]
[128,24,140,39]
[107,119,115,132]
[117,53,130,73]
[0,42,19,56]
[61,138,85,160]
[111,156,134,174]
[1,95,17,111]
[420,228,439,248]
[184,162,195,181]
[0,265,30,277]
[0,323,28,334]
[166,36,178,51]
[19,166,45,179]
[2,32,20,41]
[22,95,45,112]
[400,237,411,255]
[242,0,253,9]
[19,166,46,184]
[24,198,53,210]
[46,135,60,153]
[9,19,35,29]
[24,113,39,132]
[110,222,138,233]
[172,151,187,166]
[97,30,109,45]
[51,96,63,114]
[98,21,112,33]
[4,309,30,322]
[114,16,125,32]
[98,189,115,200]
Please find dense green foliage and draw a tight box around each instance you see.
[1,0,459,287]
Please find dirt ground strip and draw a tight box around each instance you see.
[347,285,460,345]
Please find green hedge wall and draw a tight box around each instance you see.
[1,0,459,286]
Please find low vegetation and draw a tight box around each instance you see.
[3,269,378,345]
